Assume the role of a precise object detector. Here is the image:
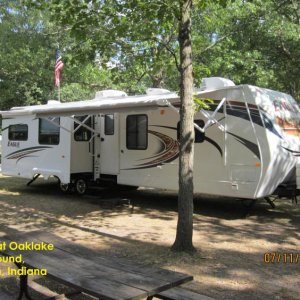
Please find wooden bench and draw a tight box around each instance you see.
[0,290,15,300]
[155,286,215,300]
[0,231,194,300]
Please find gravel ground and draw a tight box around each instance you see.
[0,175,299,300]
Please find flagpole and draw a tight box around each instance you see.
[58,82,61,102]
[57,43,60,102]
[55,47,64,102]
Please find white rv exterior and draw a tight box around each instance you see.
[1,78,300,199]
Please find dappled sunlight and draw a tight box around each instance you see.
[270,276,300,294]
[0,190,20,196]
[284,236,300,246]
[195,274,256,290]
[201,238,281,253]
[0,177,299,299]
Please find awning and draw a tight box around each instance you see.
[1,94,176,117]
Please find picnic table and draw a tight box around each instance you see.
[0,230,193,300]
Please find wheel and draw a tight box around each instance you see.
[75,178,88,195]
[60,183,70,193]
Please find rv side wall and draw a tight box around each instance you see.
[246,85,300,197]
[116,99,262,199]
[296,160,300,190]
[1,116,72,183]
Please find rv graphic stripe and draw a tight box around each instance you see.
[226,107,250,121]
[203,99,283,138]
[122,131,179,170]
[6,146,52,160]
[149,125,177,131]
[228,132,261,160]
[150,124,223,157]
[260,113,282,139]
[227,101,246,107]
[136,130,179,167]
[282,147,300,156]
[204,136,223,156]
[249,108,264,127]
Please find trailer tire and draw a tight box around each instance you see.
[75,178,88,195]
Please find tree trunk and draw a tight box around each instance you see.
[172,0,195,252]
[151,72,163,88]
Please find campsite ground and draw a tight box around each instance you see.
[0,175,299,300]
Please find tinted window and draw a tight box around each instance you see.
[126,115,147,150]
[9,124,28,141]
[194,120,205,143]
[105,114,114,135]
[39,118,60,145]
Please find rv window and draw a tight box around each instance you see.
[39,118,60,145]
[126,115,148,150]
[177,119,205,143]
[194,120,205,143]
[8,124,28,141]
[74,116,92,141]
[104,114,114,135]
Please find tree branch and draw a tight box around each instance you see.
[199,34,230,54]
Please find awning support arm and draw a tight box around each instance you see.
[168,102,205,133]
[72,115,97,134]
[202,97,226,131]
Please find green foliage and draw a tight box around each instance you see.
[25,0,183,92]
[192,0,300,99]
[0,0,53,108]
[48,64,117,101]
[0,0,117,108]
[193,96,214,111]
[1,0,299,109]
[50,83,93,102]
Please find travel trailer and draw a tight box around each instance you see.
[1,77,300,200]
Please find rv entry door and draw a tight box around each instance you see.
[99,114,120,174]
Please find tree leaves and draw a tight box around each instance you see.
[1,0,298,109]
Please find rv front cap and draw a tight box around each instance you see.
[9,241,54,251]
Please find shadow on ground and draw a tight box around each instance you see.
[0,176,299,300]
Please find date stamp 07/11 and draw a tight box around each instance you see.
[264,252,299,264]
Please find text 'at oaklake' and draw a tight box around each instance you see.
[0,241,54,251]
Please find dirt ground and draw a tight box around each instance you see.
[0,175,299,300]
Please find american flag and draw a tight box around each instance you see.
[55,49,64,87]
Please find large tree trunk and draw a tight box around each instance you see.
[172,0,195,252]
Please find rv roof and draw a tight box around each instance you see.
[95,89,128,98]
[2,83,296,118]
[0,92,177,117]
[198,77,235,92]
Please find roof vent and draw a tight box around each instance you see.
[47,100,61,105]
[95,90,127,99]
[146,88,172,95]
[199,77,235,91]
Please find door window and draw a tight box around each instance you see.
[104,114,114,135]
